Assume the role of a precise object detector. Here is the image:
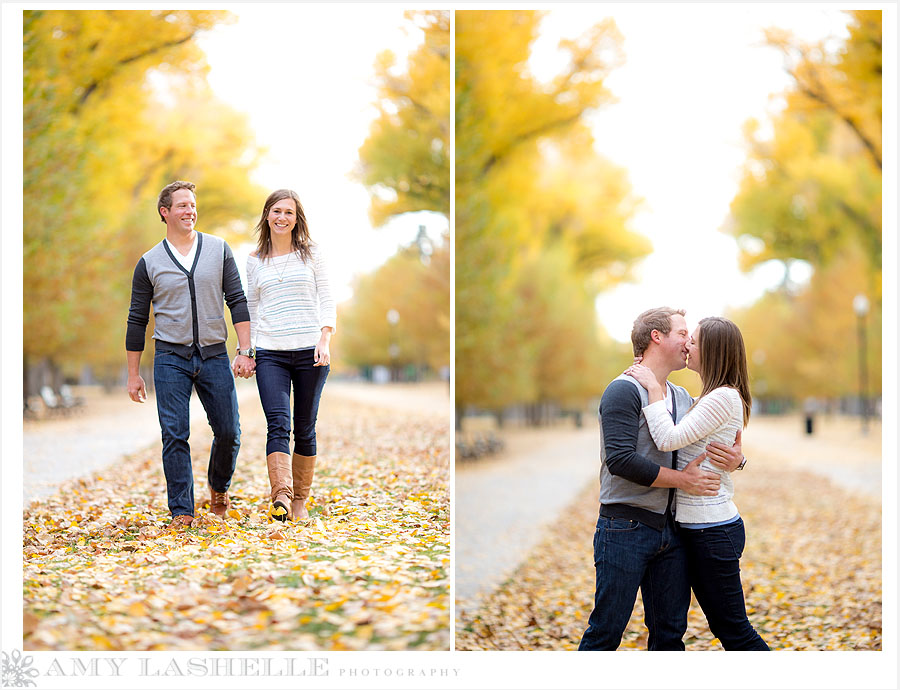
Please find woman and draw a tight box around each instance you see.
[246,189,335,522]
[625,316,769,650]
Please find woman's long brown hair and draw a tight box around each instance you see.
[253,189,313,263]
[695,316,752,427]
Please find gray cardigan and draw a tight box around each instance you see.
[126,232,249,359]
[597,375,693,529]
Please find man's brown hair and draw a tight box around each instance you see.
[157,181,196,222]
[631,307,686,356]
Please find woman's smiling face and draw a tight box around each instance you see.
[267,197,297,237]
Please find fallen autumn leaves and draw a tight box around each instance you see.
[456,463,881,651]
[23,392,450,651]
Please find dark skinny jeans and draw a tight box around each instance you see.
[254,347,328,456]
[680,517,770,650]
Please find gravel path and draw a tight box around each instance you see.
[23,381,258,504]
[454,426,598,614]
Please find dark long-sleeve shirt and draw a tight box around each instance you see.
[597,376,693,529]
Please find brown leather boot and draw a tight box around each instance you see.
[266,452,293,522]
[209,487,231,518]
[291,454,317,521]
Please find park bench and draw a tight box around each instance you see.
[23,396,42,420]
[39,385,85,417]
[59,385,85,411]
[456,431,505,462]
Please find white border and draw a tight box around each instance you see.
[3,3,898,689]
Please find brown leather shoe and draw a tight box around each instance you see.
[209,487,231,517]
[168,514,194,528]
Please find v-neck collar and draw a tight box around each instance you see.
[162,232,203,276]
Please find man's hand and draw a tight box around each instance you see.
[232,354,256,378]
[127,374,147,403]
[679,454,721,496]
[706,429,743,472]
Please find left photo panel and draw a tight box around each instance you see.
[21,8,450,651]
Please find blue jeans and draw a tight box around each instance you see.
[578,514,690,650]
[680,518,770,650]
[153,348,240,517]
[255,347,329,456]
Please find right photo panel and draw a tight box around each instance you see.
[454,8,883,652]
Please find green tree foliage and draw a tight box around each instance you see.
[455,10,650,412]
[726,10,882,402]
[24,10,266,376]
[357,10,450,226]
[337,236,450,373]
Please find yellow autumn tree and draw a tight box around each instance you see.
[730,244,881,401]
[338,235,450,374]
[24,10,266,384]
[726,10,881,403]
[729,10,880,287]
[357,10,450,225]
[343,10,450,380]
[455,10,650,413]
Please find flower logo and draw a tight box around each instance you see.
[1,650,39,688]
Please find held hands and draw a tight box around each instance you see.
[679,454,721,496]
[127,375,147,403]
[232,354,256,379]
[706,429,744,472]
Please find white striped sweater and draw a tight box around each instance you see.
[246,245,336,351]
[642,386,743,524]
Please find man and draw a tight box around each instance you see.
[126,181,256,528]
[578,307,745,650]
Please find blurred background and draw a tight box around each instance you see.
[455,7,882,442]
[23,8,450,413]
[454,8,887,648]
[20,9,450,506]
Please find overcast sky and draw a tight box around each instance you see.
[196,6,448,303]
[529,6,855,341]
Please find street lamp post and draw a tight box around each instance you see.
[415,224,433,265]
[387,309,400,382]
[853,294,869,434]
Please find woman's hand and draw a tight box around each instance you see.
[314,328,332,367]
[625,363,662,401]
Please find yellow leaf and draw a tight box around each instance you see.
[128,601,148,616]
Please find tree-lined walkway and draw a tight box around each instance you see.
[456,415,882,650]
[23,383,450,651]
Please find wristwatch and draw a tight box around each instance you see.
[736,456,747,471]
[236,347,256,358]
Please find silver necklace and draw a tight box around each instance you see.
[273,252,294,282]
